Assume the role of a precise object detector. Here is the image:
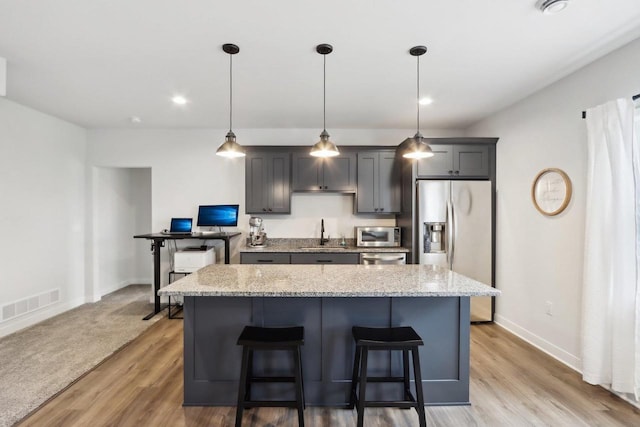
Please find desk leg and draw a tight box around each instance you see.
[224,237,231,264]
[143,239,165,320]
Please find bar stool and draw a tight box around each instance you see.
[235,326,305,427]
[348,326,426,427]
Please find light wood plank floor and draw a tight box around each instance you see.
[19,319,640,426]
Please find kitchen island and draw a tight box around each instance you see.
[159,264,499,407]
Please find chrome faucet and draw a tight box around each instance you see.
[320,218,329,245]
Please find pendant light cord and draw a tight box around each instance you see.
[229,53,233,132]
[323,54,327,131]
[416,55,420,134]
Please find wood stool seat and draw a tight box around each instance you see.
[349,326,427,427]
[235,326,305,427]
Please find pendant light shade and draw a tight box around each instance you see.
[401,132,433,160]
[216,131,245,158]
[311,130,340,158]
[310,44,339,158]
[400,45,433,160]
[216,43,245,158]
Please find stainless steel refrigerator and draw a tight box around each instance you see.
[417,180,493,322]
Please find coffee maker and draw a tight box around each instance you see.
[249,216,267,247]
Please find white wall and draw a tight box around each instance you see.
[0,97,86,337]
[92,167,151,297]
[466,37,640,370]
[87,127,460,283]
[131,168,152,282]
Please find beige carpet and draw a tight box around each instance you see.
[0,285,165,427]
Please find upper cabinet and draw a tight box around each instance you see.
[245,151,291,214]
[292,153,356,192]
[417,144,490,178]
[356,150,400,214]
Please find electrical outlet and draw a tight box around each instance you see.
[545,301,553,316]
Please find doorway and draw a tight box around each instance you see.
[90,167,152,300]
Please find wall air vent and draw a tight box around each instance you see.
[1,288,61,322]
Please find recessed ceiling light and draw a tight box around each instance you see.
[538,0,569,15]
[129,116,142,124]
[419,97,433,106]
[171,95,188,105]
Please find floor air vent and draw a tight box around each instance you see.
[1,288,60,322]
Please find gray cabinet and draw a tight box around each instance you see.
[242,252,360,265]
[417,144,489,178]
[240,253,291,264]
[357,150,400,214]
[245,152,291,214]
[292,153,356,192]
[290,253,360,264]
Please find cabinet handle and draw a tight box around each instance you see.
[268,208,273,212]
[380,208,384,211]
[262,208,267,212]
[374,208,378,212]
[448,170,453,175]
[324,186,328,190]
[454,170,460,175]
[319,185,323,190]
[316,260,332,263]
[257,259,274,263]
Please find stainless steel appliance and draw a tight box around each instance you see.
[355,226,401,247]
[359,252,406,265]
[417,180,493,322]
[248,216,267,247]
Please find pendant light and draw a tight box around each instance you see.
[310,44,340,157]
[400,46,434,160]
[216,43,246,158]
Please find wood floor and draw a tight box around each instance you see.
[19,318,640,426]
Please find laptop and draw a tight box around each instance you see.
[162,218,193,235]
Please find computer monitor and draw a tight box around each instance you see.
[197,204,239,228]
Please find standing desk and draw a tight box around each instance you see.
[133,232,242,320]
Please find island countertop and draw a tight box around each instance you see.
[158,264,500,297]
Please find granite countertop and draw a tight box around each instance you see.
[240,238,410,253]
[158,264,500,297]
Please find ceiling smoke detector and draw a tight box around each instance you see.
[538,0,570,15]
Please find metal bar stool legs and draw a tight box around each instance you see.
[349,326,427,427]
[235,326,305,427]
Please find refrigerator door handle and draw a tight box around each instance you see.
[451,198,456,269]
[447,200,454,269]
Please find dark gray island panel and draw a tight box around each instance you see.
[182,295,470,406]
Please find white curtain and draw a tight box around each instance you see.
[582,98,639,398]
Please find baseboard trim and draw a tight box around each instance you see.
[494,314,581,372]
[99,279,142,297]
[601,385,640,409]
[495,314,640,409]
[0,297,86,338]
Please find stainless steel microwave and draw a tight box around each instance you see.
[355,226,401,247]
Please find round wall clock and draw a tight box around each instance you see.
[531,168,572,216]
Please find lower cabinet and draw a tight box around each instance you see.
[240,253,291,264]
[290,253,360,264]
[241,252,359,265]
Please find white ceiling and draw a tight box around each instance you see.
[1,0,639,130]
